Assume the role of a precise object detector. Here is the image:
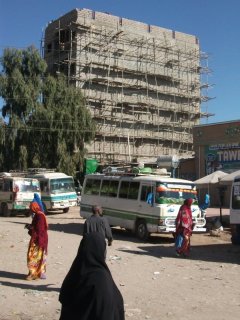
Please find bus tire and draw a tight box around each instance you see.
[2,203,11,217]
[135,219,149,241]
[63,207,69,213]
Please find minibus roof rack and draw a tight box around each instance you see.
[27,168,56,174]
[0,172,12,177]
[8,170,28,177]
[101,166,171,177]
[1,169,57,178]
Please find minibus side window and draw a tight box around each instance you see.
[128,182,140,200]
[109,180,119,197]
[100,180,110,196]
[100,180,119,197]
[140,186,154,205]
[119,181,139,199]
[141,185,153,202]
[40,181,48,192]
[84,179,101,195]
[119,181,129,198]
[3,180,11,191]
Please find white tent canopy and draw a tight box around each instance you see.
[219,170,240,185]
[194,170,228,187]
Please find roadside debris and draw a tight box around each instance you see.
[208,217,224,237]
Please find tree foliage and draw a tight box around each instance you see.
[0,46,46,120]
[0,47,95,175]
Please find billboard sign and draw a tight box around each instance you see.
[205,143,240,174]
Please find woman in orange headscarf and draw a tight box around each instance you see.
[175,198,193,257]
[25,201,48,280]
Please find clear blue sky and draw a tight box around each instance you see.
[1,0,239,124]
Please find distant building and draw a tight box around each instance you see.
[193,120,240,177]
[178,157,196,181]
[193,120,240,206]
[44,8,210,163]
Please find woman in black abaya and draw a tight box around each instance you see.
[59,232,125,320]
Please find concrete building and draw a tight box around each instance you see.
[193,120,240,206]
[193,120,240,178]
[44,8,210,163]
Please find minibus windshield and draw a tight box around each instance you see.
[155,182,198,205]
[50,178,75,194]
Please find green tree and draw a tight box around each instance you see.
[0,46,46,120]
[27,74,95,175]
[0,46,46,170]
[0,46,95,175]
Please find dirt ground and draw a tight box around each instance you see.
[0,207,240,320]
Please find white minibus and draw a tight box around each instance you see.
[0,172,40,217]
[229,175,240,244]
[80,171,206,240]
[26,170,77,213]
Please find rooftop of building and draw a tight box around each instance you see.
[194,119,240,128]
[46,7,199,45]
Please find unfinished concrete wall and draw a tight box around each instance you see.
[44,8,208,164]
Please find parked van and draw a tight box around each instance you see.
[230,175,240,244]
[26,169,77,213]
[80,170,206,240]
[0,172,40,217]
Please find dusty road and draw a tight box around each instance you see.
[0,207,240,320]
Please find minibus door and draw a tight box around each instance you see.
[138,183,156,222]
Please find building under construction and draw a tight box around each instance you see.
[44,8,210,164]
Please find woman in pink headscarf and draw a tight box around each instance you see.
[25,202,48,280]
[175,198,193,257]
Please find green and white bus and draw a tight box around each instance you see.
[80,172,206,240]
[0,172,40,217]
[26,170,77,213]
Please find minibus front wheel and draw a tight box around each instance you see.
[135,219,149,241]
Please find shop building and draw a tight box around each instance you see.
[193,120,240,206]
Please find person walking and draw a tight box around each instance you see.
[199,193,210,218]
[25,201,48,280]
[59,232,125,320]
[32,192,45,213]
[175,198,193,257]
[83,205,113,246]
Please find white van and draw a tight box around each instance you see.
[229,175,240,244]
[26,170,77,213]
[80,171,206,240]
[0,172,40,217]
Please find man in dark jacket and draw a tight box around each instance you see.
[83,205,113,246]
